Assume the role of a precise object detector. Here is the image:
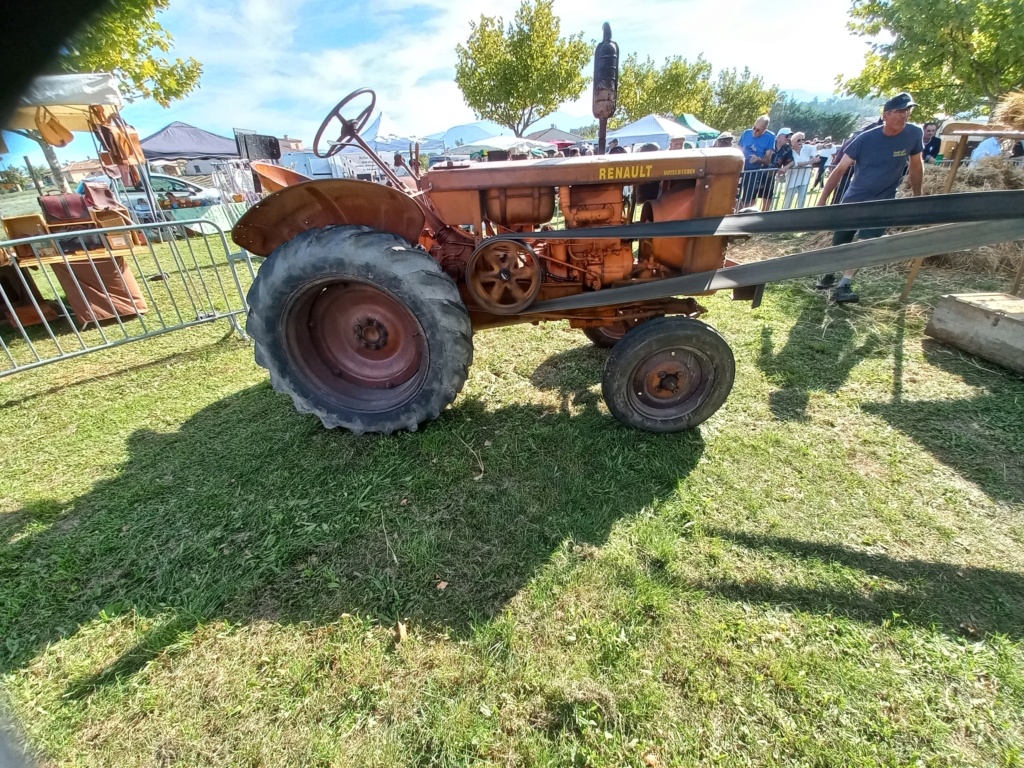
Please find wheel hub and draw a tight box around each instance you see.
[291,281,426,403]
[656,370,682,392]
[354,317,389,350]
[633,349,709,412]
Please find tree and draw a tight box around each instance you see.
[612,56,778,134]
[454,0,591,137]
[615,54,713,125]
[700,68,780,133]
[770,98,859,140]
[569,123,598,139]
[840,0,1024,117]
[11,0,202,192]
[0,167,29,191]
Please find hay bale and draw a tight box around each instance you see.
[912,158,1024,274]
[993,91,1024,132]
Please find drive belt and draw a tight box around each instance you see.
[494,191,1024,314]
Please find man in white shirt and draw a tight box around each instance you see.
[782,132,816,209]
[812,137,835,189]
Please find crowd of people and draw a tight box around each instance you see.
[732,93,929,303]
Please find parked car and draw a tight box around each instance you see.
[77,173,222,209]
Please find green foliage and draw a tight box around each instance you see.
[0,167,29,188]
[61,0,203,107]
[569,123,598,139]
[615,57,778,133]
[615,54,713,126]
[454,0,591,136]
[770,98,859,141]
[840,0,1024,116]
[701,67,781,133]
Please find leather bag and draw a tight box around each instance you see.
[34,107,74,147]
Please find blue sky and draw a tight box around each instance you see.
[1,0,871,169]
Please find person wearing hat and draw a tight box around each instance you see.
[608,138,626,155]
[814,92,924,303]
[714,131,734,148]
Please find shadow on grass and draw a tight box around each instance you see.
[0,369,704,698]
[757,297,881,421]
[863,339,1024,503]
[696,527,1024,640]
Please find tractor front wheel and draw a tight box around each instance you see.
[601,317,735,432]
[246,225,473,433]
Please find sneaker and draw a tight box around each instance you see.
[815,273,836,290]
[830,284,860,303]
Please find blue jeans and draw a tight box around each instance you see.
[831,228,885,247]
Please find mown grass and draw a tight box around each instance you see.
[1,244,1023,767]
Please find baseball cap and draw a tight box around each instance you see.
[777,127,793,135]
[609,138,619,145]
[884,92,917,111]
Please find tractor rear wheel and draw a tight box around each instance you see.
[246,225,473,434]
[601,317,734,432]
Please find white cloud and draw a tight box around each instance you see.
[117,0,870,148]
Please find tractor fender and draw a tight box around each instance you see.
[231,178,426,257]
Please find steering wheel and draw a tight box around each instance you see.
[313,88,377,158]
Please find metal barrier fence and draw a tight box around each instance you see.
[0,219,256,378]
[738,167,832,212]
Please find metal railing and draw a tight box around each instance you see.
[737,167,835,212]
[0,219,256,378]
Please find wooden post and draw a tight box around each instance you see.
[899,135,970,303]
[23,156,44,195]
[1012,246,1024,297]
[942,135,969,194]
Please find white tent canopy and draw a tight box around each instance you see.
[424,121,510,149]
[607,114,696,149]
[355,112,438,153]
[6,73,123,132]
[455,135,556,155]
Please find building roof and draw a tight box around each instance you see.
[62,159,102,171]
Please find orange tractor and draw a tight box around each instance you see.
[232,27,758,434]
[232,94,754,434]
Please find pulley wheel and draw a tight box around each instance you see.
[465,241,542,315]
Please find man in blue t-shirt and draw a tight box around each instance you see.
[737,115,776,210]
[814,92,924,303]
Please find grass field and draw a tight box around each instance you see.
[0,189,60,220]
[1,243,1023,767]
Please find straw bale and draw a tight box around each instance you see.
[993,91,1024,132]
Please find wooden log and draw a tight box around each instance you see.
[925,293,1024,375]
